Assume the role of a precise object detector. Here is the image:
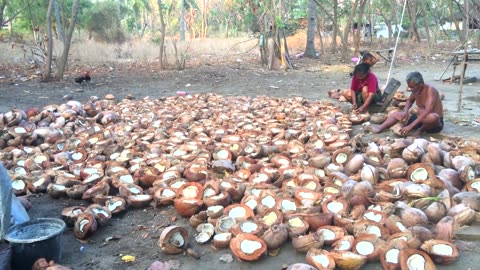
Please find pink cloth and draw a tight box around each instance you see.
[350,72,378,94]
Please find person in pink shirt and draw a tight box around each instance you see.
[343,63,382,113]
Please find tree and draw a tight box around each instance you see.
[304,0,317,58]
[43,0,54,81]
[55,0,79,79]
[157,0,166,68]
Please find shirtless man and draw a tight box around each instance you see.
[371,71,443,137]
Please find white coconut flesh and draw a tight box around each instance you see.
[170,180,186,189]
[315,169,326,177]
[335,153,348,164]
[85,173,100,182]
[245,199,257,210]
[173,149,187,156]
[214,233,231,241]
[169,231,185,247]
[53,184,66,191]
[218,217,236,231]
[220,181,232,189]
[12,180,26,190]
[313,255,330,267]
[119,174,134,184]
[208,205,224,214]
[304,181,317,190]
[79,219,89,232]
[319,229,335,241]
[326,164,340,171]
[406,254,426,270]
[432,244,454,256]
[13,127,27,134]
[108,201,123,211]
[111,167,125,173]
[195,232,212,243]
[183,186,199,198]
[14,167,27,175]
[337,240,351,251]
[110,153,120,160]
[327,201,344,214]
[33,155,48,164]
[277,159,290,166]
[324,187,339,194]
[262,211,278,226]
[466,167,475,180]
[251,189,261,197]
[71,152,84,161]
[395,222,407,232]
[364,212,382,223]
[356,241,375,256]
[216,150,230,159]
[281,200,297,211]
[470,181,480,191]
[129,187,141,194]
[241,221,258,233]
[299,192,314,199]
[229,207,247,219]
[366,225,382,237]
[411,168,428,181]
[368,155,380,162]
[203,188,215,198]
[261,196,276,208]
[92,208,109,216]
[240,239,263,254]
[33,179,45,187]
[253,174,269,184]
[162,189,176,197]
[288,217,304,227]
[385,249,400,264]
[133,194,151,200]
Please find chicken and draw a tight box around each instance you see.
[74,71,91,84]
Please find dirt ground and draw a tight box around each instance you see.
[2,52,480,270]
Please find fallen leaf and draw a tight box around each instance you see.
[121,255,136,263]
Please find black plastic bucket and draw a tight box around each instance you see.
[4,218,66,270]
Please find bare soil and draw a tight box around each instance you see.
[2,54,480,270]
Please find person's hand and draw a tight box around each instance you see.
[352,102,357,109]
[400,124,413,136]
[355,106,366,113]
[400,112,409,124]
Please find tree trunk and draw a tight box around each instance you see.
[353,0,367,54]
[54,0,63,41]
[406,0,421,42]
[43,0,54,81]
[157,0,166,69]
[55,0,79,80]
[304,0,317,58]
[332,0,338,52]
[0,0,7,26]
[341,0,359,62]
[180,0,185,40]
[420,0,431,46]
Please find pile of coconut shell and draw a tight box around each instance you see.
[1,93,480,269]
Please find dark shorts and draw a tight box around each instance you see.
[407,114,444,133]
[356,89,382,106]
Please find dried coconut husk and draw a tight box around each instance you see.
[261,223,288,249]
[465,179,480,193]
[420,239,459,265]
[204,191,231,207]
[402,183,432,199]
[344,154,365,175]
[384,215,408,235]
[409,226,434,244]
[399,248,436,270]
[190,211,208,228]
[387,158,409,179]
[352,234,385,262]
[322,196,349,216]
[388,231,422,249]
[402,143,426,163]
[447,203,476,227]
[153,187,177,206]
[407,163,436,183]
[224,203,254,222]
[257,208,283,228]
[395,201,428,227]
[370,113,387,124]
[452,191,480,209]
[308,153,332,169]
[294,187,322,206]
[306,248,336,270]
[458,164,476,183]
[426,142,445,166]
[213,232,232,249]
[62,206,86,226]
[353,220,390,240]
[434,217,454,243]
[332,235,355,251]
[362,209,387,225]
[286,216,309,238]
[230,219,263,237]
[332,147,353,166]
[360,164,379,185]
[364,143,383,167]
[328,250,367,270]
[316,225,347,246]
[158,226,189,255]
[173,198,204,217]
[291,232,324,253]
[379,238,408,270]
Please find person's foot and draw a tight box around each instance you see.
[370,125,383,134]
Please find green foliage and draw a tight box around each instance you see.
[84,0,127,43]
